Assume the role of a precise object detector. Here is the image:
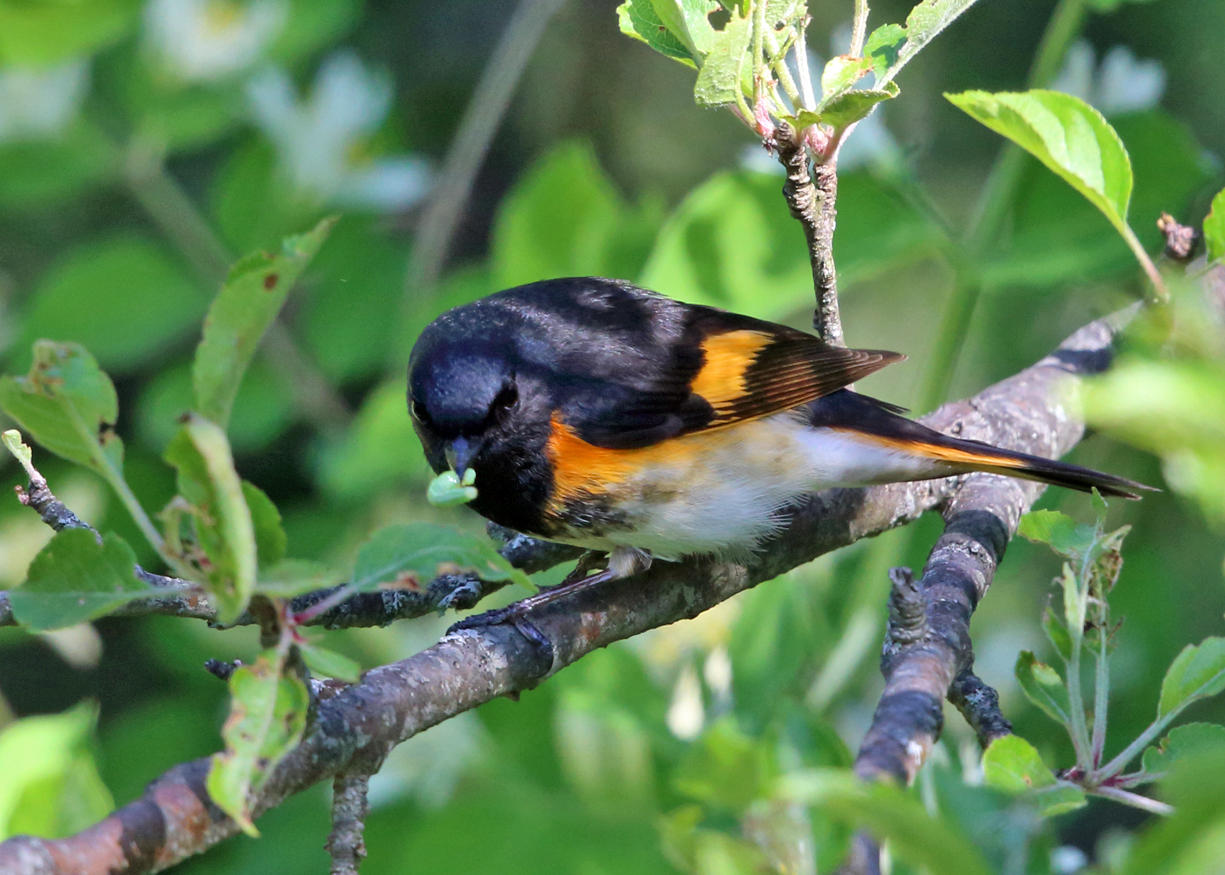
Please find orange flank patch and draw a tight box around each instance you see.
[546,413,729,507]
[837,429,1025,470]
[688,330,773,407]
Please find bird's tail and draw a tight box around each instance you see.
[899,434,1151,499]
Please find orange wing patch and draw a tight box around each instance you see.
[546,412,748,512]
[688,330,773,407]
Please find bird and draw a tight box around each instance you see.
[407,277,1147,624]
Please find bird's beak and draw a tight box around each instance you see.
[445,436,480,473]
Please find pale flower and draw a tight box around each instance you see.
[144,0,286,83]
[0,60,89,142]
[246,52,431,212]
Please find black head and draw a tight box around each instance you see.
[407,319,554,533]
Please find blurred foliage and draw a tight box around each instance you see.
[0,0,1224,873]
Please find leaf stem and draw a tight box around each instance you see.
[849,0,870,58]
[1122,224,1169,302]
[1091,785,1173,816]
[123,141,352,434]
[64,404,165,557]
[1090,610,1110,767]
[794,16,817,110]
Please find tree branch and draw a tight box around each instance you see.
[842,309,1135,874]
[774,122,844,346]
[0,310,1128,874]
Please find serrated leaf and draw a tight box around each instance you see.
[820,55,872,101]
[299,642,362,683]
[192,217,334,428]
[353,523,534,596]
[781,769,992,875]
[693,9,750,108]
[1158,638,1225,719]
[1015,651,1072,725]
[650,0,717,57]
[1204,188,1225,264]
[1141,723,1225,776]
[11,529,152,630]
[206,651,309,836]
[815,83,900,129]
[946,90,1134,241]
[242,481,287,567]
[1018,509,1096,559]
[1042,605,1074,662]
[0,341,124,475]
[164,415,257,624]
[983,734,1056,791]
[983,735,1086,817]
[881,0,980,84]
[616,0,699,67]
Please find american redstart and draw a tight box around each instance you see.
[408,278,1147,621]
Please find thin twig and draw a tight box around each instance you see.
[774,121,844,346]
[401,0,567,303]
[124,142,352,433]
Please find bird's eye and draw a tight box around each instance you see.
[410,399,429,424]
[491,383,518,420]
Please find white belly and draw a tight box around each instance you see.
[561,413,936,560]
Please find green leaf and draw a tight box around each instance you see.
[0,702,113,841]
[1017,509,1096,559]
[427,468,478,507]
[299,642,362,683]
[946,90,1134,241]
[641,169,941,317]
[781,769,992,875]
[315,380,430,501]
[192,218,334,428]
[10,529,152,630]
[164,415,257,624]
[1120,750,1225,875]
[16,234,205,374]
[1204,188,1225,264]
[242,481,287,568]
[0,123,115,210]
[982,734,1052,790]
[255,559,337,598]
[353,523,534,596]
[813,83,900,129]
[983,737,1086,816]
[820,55,872,101]
[650,0,718,58]
[490,142,654,289]
[137,359,297,456]
[1042,605,1074,663]
[1141,723,1225,776]
[693,9,750,108]
[0,0,140,65]
[0,341,124,475]
[1015,651,1072,726]
[1158,637,1225,719]
[864,23,906,79]
[673,720,775,812]
[616,0,700,67]
[206,651,309,836]
[882,0,981,84]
